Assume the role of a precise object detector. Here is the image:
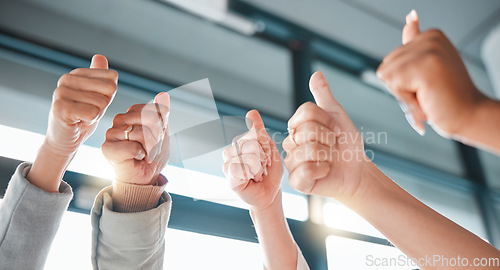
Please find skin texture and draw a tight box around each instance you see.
[377,11,500,154]
[283,70,500,269]
[222,110,299,270]
[101,92,170,185]
[27,55,118,193]
[283,71,370,201]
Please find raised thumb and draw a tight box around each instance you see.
[90,54,109,69]
[309,71,341,113]
[154,92,170,107]
[402,10,420,45]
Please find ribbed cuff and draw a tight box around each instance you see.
[111,175,167,213]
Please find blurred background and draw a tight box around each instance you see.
[0,0,499,269]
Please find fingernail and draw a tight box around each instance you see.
[136,150,146,160]
[405,113,425,136]
[148,154,156,164]
[406,9,418,23]
[398,101,410,114]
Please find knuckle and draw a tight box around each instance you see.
[288,176,302,191]
[107,69,119,80]
[426,29,445,39]
[300,101,316,112]
[283,154,291,167]
[86,105,100,119]
[52,99,67,115]
[301,163,316,178]
[422,47,443,67]
[100,143,109,156]
[376,64,387,80]
[104,80,118,93]
[57,74,72,86]
[282,137,291,152]
[128,104,144,112]
[92,94,109,110]
[105,128,115,140]
[52,87,65,101]
[70,68,85,75]
[113,113,126,125]
[132,142,142,153]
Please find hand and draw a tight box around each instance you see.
[26,55,118,192]
[222,110,284,210]
[282,71,370,200]
[44,54,118,156]
[102,92,170,185]
[377,10,487,138]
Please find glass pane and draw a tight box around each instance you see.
[323,200,385,239]
[312,61,464,176]
[379,166,488,240]
[323,165,487,240]
[0,0,293,119]
[46,211,264,270]
[326,235,412,270]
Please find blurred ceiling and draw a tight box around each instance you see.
[243,0,500,65]
[0,0,499,184]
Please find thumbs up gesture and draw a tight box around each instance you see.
[45,54,118,157]
[282,72,370,200]
[222,110,284,210]
[377,10,487,138]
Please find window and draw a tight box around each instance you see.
[323,200,385,238]
[0,49,308,221]
[379,165,488,239]
[326,235,411,270]
[45,211,264,270]
[321,165,487,240]
[312,61,464,177]
[479,149,500,191]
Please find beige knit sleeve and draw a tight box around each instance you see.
[111,175,167,213]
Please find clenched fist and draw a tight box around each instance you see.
[222,110,283,210]
[45,54,118,156]
[102,92,170,185]
[283,71,370,200]
[27,54,118,192]
[377,10,487,138]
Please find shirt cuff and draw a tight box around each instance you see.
[111,175,167,213]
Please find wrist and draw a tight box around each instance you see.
[339,161,388,209]
[27,143,76,193]
[455,95,499,145]
[40,138,78,161]
[249,190,283,217]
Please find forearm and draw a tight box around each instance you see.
[26,142,74,193]
[0,163,72,269]
[343,162,500,270]
[250,190,299,270]
[458,97,500,154]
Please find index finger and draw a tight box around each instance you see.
[288,102,333,130]
[70,68,119,83]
